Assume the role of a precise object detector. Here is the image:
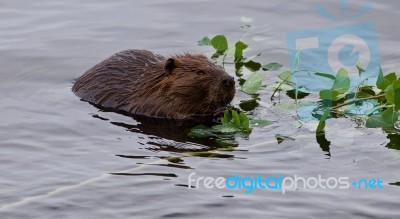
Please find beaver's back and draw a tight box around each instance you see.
[72,49,165,110]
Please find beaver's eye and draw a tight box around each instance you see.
[196,70,205,75]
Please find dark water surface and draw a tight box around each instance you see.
[1,0,400,218]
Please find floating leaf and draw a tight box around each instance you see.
[198,36,211,46]
[275,134,295,144]
[278,71,292,81]
[315,72,336,81]
[262,62,283,71]
[212,124,240,133]
[243,60,262,71]
[249,119,274,128]
[242,71,263,94]
[241,16,254,23]
[239,98,259,111]
[211,35,228,53]
[241,24,252,29]
[320,89,339,100]
[332,68,350,94]
[275,101,313,111]
[286,89,310,100]
[188,125,213,138]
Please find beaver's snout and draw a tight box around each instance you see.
[221,75,235,91]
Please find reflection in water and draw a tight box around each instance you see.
[90,107,239,166]
[386,133,400,150]
[110,173,178,177]
[316,133,331,157]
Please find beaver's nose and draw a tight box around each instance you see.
[222,76,235,90]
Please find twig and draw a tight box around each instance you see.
[331,93,386,110]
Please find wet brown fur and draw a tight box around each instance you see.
[72,49,235,119]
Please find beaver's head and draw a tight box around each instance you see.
[161,54,235,115]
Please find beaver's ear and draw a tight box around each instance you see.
[164,58,176,75]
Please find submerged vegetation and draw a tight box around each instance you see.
[188,21,400,149]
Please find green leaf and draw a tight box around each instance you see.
[242,71,263,94]
[278,71,292,81]
[377,68,397,90]
[385,84,394,104]
[286,89,310,100]
[356,86,376,98]
[315,72,336,81]
[365,114,391,128]
[381,108,399,124]
[275,134,295,144]
[332,68,350,94]
[239,112,250,129]
[188,125,213,138]
[234,41,248,62]
[211,51,224,59]
[239,98,259,111]
[395,88,400,110]
[211,35,228,53]
[235,63,244,77]
[213,124,240,133]
[243,60,262,71]
[221,110,232,126]
[356,62,366,74]
[316,108,330,134]
[392,80,400,110]
[262,62,283,71]
[198,36,211,46]
[384,73,397,84]
[233,43,245,59]
[319,89,339,100]
[294,49,301,70]
[249,119,274,128]
[275,101,313,111]
[231,110,241,126]
[376,66,385,90]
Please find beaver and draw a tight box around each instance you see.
[72,49,235,121]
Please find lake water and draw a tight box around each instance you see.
[1,0,400,218]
